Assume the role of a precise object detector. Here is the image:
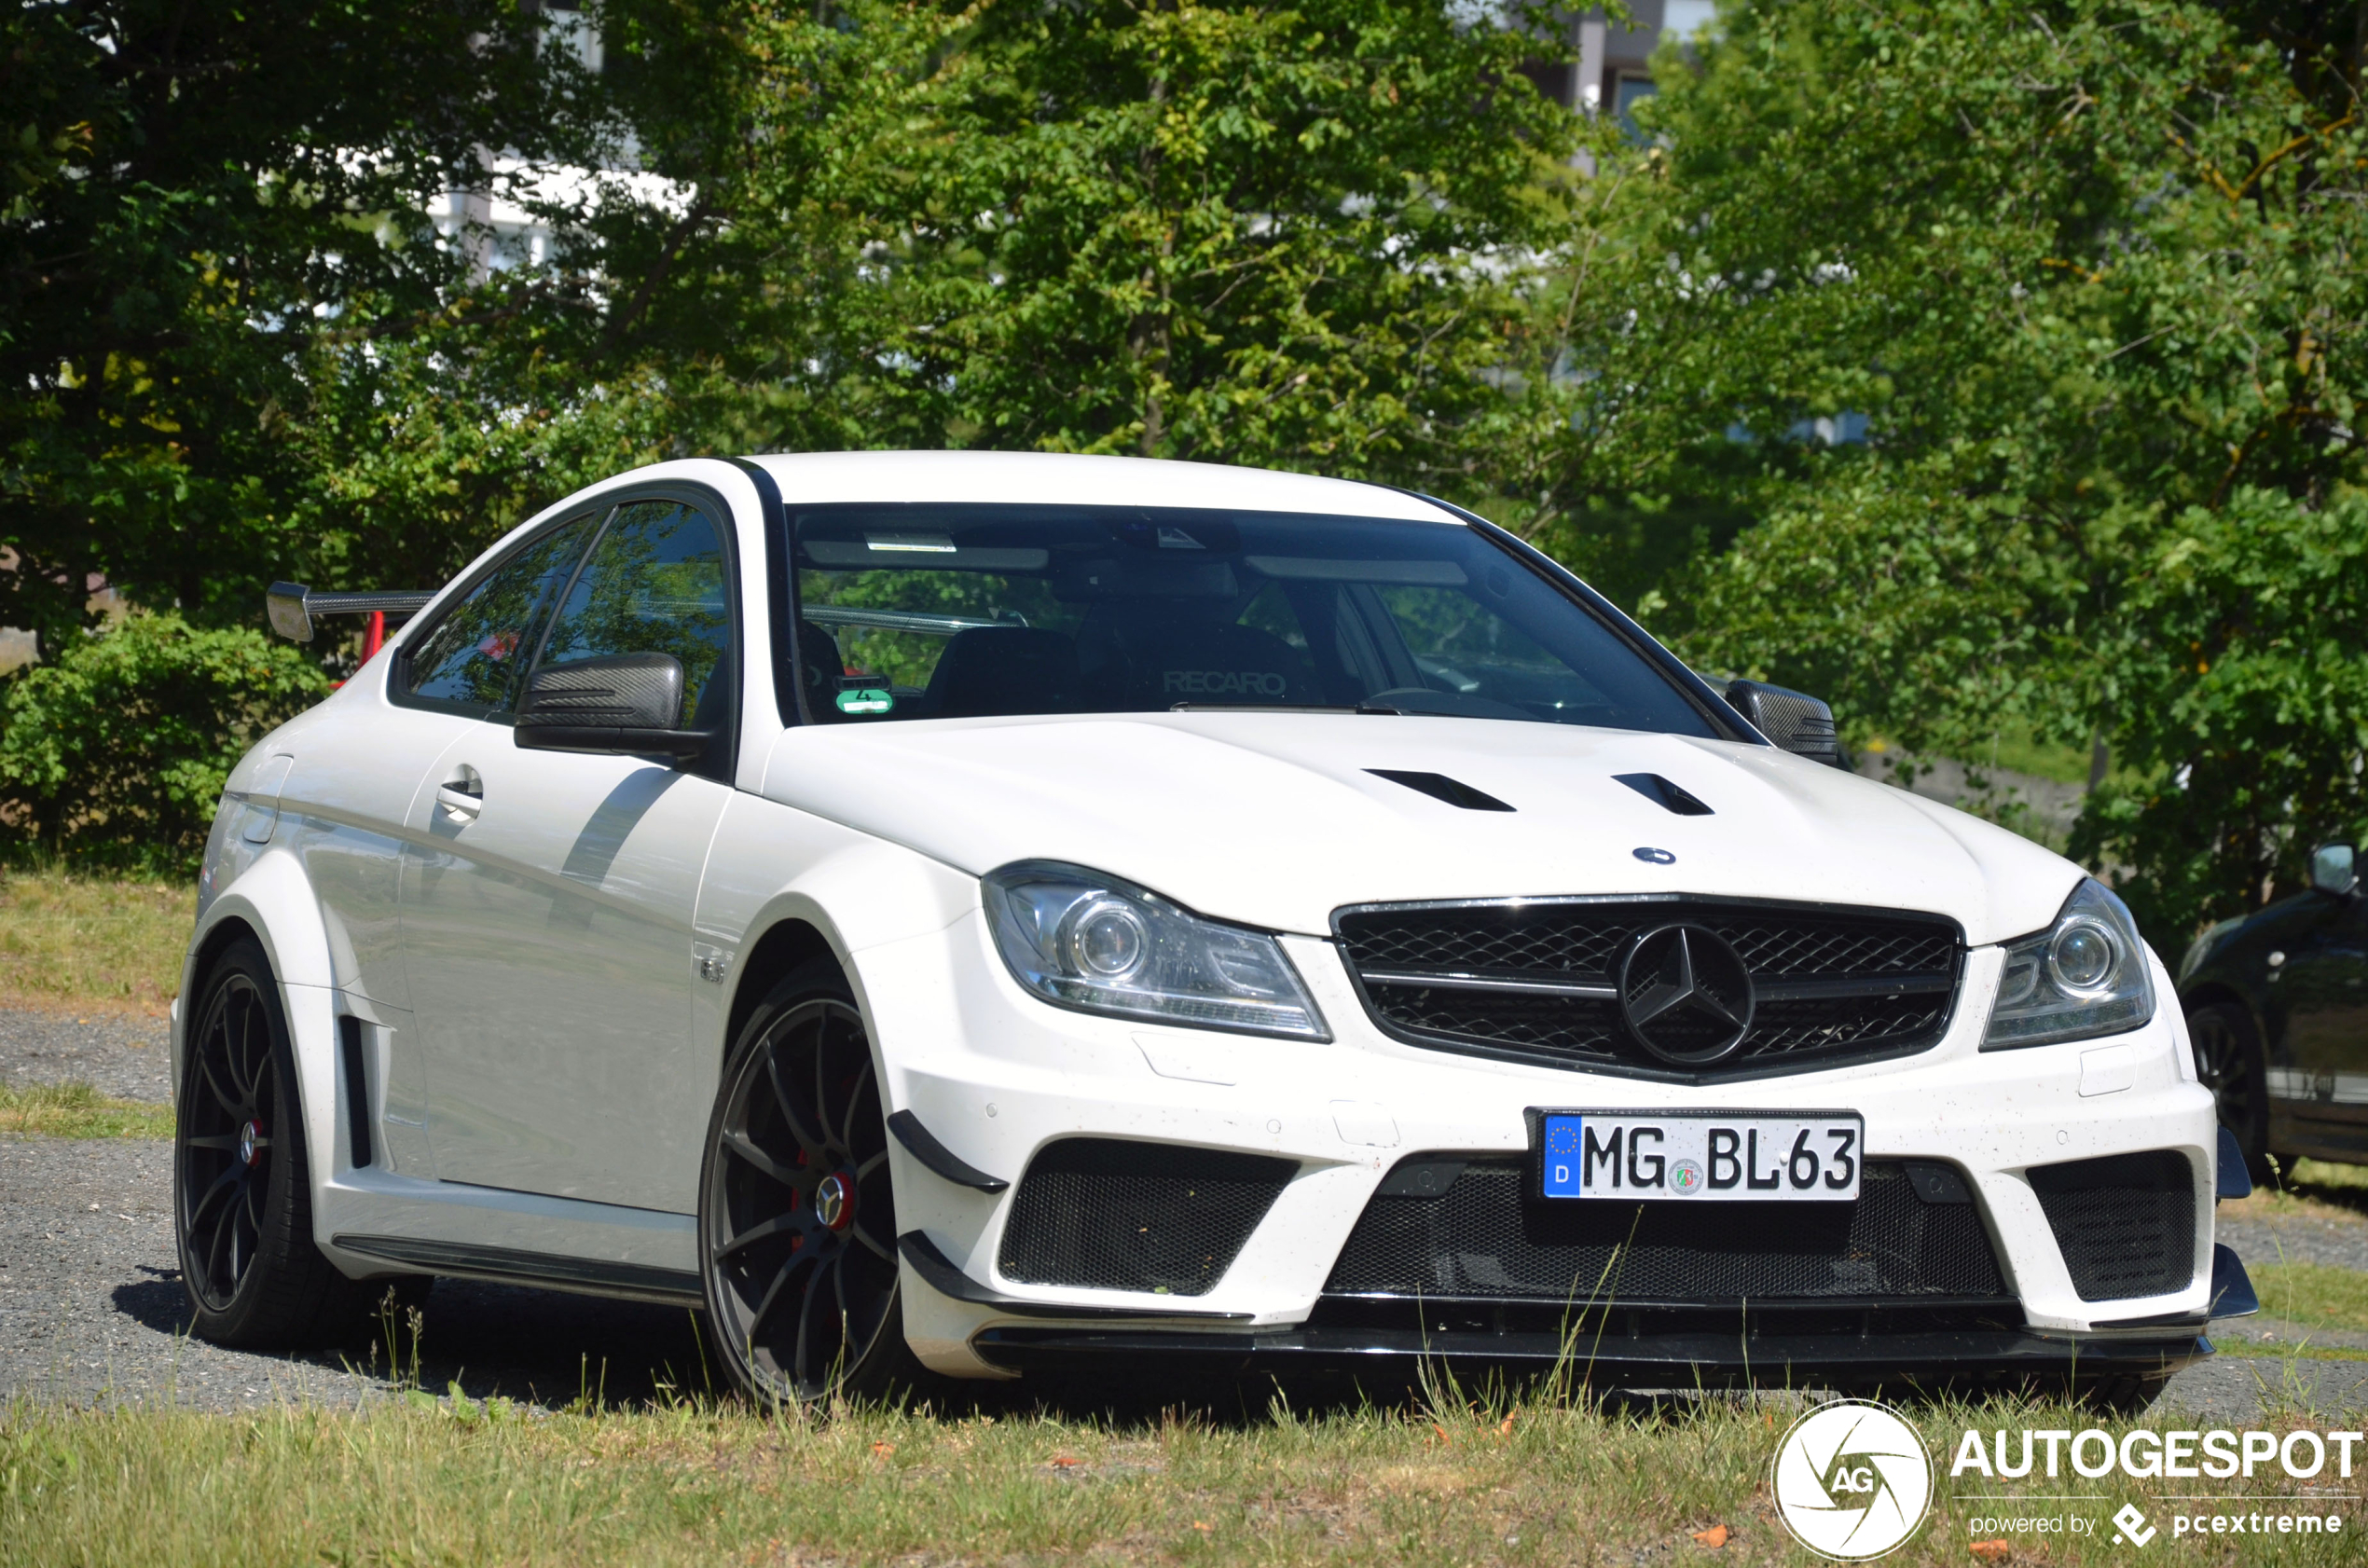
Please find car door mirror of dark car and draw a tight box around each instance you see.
[1724,679,1845,768]
[515,653,713,762]
[2309,842,2358,897]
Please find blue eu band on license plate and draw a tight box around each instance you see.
[1537,1112,1862,1202]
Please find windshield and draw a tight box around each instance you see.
[784,503,1717,736]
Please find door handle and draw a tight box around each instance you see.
[436,765,484,823]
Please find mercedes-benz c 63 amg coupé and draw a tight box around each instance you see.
[174,451,2253,1406]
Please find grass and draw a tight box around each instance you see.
[3,1388,2361,1568]
[0,867,190,1017]
[2249,1262,2368,1336]
[0,1080,172,1139]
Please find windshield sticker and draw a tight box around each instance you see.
[835,687,896,716]
[863,534,957,554]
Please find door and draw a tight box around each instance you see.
[401,496,738,1210]
[2278,892,2368,1158]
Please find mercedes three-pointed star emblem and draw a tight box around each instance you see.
[1618,924,1757,1065]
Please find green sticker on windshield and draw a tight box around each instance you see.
[835,687,895,716]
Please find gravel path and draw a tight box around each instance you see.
[0,1135,705,1412]
[0,1007,172,1103]
[2220,1211,2368,1273]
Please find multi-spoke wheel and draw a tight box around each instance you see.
[699,961,927,1403]
[2188,1001,2275,1183]
[174,938,368,1346]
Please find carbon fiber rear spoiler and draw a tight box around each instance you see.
[266,582,437,643]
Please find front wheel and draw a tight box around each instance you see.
[175,938,368,1346]
[2188,1002,2275,1183]
[697,961,932,1404]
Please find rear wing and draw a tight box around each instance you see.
[266,582,437,644]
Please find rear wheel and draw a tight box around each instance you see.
[175,938,371,1346]
[698,960,932,1404]
[2188,1002,2275,1183]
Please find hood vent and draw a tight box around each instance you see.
[1367,769,1514,812]
[1614,772,1714,816]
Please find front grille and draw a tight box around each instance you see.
[2029,1150,2196,1301]
[1324,1157,2007,1303]
[1335,896,1962,1080]
[998,1138,1295,1297]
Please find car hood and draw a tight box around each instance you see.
[758,711,2081,945]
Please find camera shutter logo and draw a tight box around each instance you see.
[1769,1399,1934,1561]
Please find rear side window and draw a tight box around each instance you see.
[401,516,599,713]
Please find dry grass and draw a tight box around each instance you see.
[3,1388,2361,1568]
[0,1080,173,1138]
[0,868,190,1017]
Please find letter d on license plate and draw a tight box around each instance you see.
[1533,1110,1862,1202]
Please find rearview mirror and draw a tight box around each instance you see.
[2310,842,2357,897]
[1725,679,1845,768]
[515,653,711,761]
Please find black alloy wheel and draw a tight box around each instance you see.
[174,938,370,1345]
[2188,1001,2275,1183]
[699,963,924,1403]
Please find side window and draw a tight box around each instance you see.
[532,499,734,731]
[401,516,599,712]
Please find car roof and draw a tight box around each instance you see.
[743,450,1466,524]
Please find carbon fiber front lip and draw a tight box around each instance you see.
[971,1323,2212,1380]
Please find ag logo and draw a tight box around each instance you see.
[1769,1398,1933,1561]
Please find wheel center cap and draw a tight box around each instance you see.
[814,1171,854,1231]
[238,1119,263,1168]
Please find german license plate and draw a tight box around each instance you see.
[1532,1110,1862,1202]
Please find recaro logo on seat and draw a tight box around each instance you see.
[1163,670,1288,697]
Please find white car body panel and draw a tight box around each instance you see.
[177,449,2223,1383]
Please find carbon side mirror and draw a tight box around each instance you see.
[516,653,709,762]
[1726,679,1845,768]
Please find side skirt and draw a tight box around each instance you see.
[333,1232,703,1306]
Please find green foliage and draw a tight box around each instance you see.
[0,614,327,870]
[0,0,613,650]
[847,0,1576,481]
[1562,0,2368,945]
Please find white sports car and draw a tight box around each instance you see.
[176,451,2252,1406]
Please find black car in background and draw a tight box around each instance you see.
[2178,843,2368,1179]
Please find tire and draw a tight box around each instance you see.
[2187,1001,2275,1184]
[174,938,373,1347]
[697,958,936,1405]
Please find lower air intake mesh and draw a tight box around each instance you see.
[1325,1158,2005,1301]
[2028,1150,2196,1302]
[998,1138,1296,1297]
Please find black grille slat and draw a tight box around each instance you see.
[1335,898,1962,1080]
[998,1139,1294,1297]
[2029,1150,2196,1302]
[1324,1158,2006,1302]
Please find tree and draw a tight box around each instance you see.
[842,0,1576,487]
[0,0,617,648]
[1549,0,2368,945]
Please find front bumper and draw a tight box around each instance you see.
[851,910,2221,1379]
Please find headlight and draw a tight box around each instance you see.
[1981,879,2155,1050]
[984,861,1329,1040]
